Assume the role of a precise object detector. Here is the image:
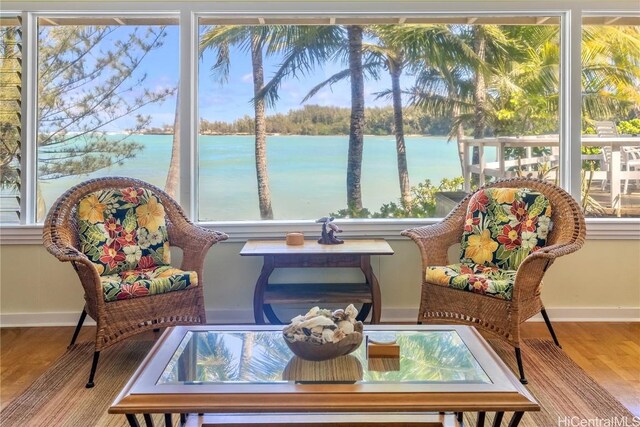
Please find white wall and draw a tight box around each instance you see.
[1,239,638,326]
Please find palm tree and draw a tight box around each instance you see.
[346,25,366,213]
[260,24,369,214]
[361,25,413,208]
[201,25,348,219]
[164,86,180,198]
[200,26,274,219]
[293,25,415,211]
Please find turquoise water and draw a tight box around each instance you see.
[39,135,470,221]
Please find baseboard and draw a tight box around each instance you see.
[1,307,638,327]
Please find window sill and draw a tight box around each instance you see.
[1,218,639,244]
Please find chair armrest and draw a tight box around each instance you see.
[401,219,464,267]
[42,238,105,308]
[511,241,583,305]
[168,223,229,272]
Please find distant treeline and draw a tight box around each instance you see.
[199,105,452,136]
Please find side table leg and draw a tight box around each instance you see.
[508,412,524,427]
[253,257,274,324]
[263,304,283,324]
[126,414,141,427]
[360,255,381,324]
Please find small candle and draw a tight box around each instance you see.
[286,232,304,245]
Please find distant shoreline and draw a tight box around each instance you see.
[129,131,443,137]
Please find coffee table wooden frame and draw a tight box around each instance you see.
[110,325,539,427]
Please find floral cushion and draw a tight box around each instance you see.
[426,263,516,300]
[77,187,171,275]
[459,188,552,270]
[100,266,198,302]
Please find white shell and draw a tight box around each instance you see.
[299,315,336,329]
[322,328,335,343]
[304,306,321,319]
[344,304,358,322]
[332,329,346,343]
[310,325,324,335]
[337,320,354,335]
[290,315,305,324]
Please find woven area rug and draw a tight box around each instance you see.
[1,339,634,426]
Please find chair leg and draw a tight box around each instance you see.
[86,351,100,388]
[69,309,87,348]
[540,308,561,348]
[515,347,527,384]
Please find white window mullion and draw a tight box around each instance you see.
[559,7,583,201]
[178,8,197,221]
[19,11,37,224]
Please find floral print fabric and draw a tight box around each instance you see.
[100,266,198,302]
[426,263,516,300]
[459,188,552,270]
[77,187,171,276]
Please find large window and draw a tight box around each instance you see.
[1,5,639,228]
[581,16,640,218]
[197,17,561,221]
[0,15,21,223]
[35,16,178,221]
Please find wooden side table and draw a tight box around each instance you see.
[240,239,394,324]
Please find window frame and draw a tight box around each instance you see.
[1,1,639,243]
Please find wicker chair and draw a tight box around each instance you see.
[43,177,228,388]
[402,178,586,384]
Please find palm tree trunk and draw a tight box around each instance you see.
[452,101,466,177]
[238,333,254,381]
[389,59,411,208]
[347,25,365,213]
[251,35,273,219]
[472,27,487,185]
[164,86,180,198]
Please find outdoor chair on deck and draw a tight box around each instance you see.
[43,177,228,388]
[595,120,640,193]
[402,178,585,384]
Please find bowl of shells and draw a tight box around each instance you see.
[282,304,363,361]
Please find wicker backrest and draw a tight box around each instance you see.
[43,177,191,260]
[446,178,586,251]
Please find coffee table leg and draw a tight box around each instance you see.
[164,413,173,427]
[143,413,154,427]
[126,414,140,427]
[492,412,504,426]
[508,412,524,427]
[476,411,486,427]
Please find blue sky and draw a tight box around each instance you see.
[80,25,400,130]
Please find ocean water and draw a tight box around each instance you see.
[38,134,474,221]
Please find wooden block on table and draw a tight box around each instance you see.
[367,339,400,358]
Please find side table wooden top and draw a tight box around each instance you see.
[240,239,394,256]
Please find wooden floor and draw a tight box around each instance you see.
[1,323,639,415]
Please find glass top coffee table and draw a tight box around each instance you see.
[110,325,538,427]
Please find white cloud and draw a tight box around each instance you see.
[241,73,253,83]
